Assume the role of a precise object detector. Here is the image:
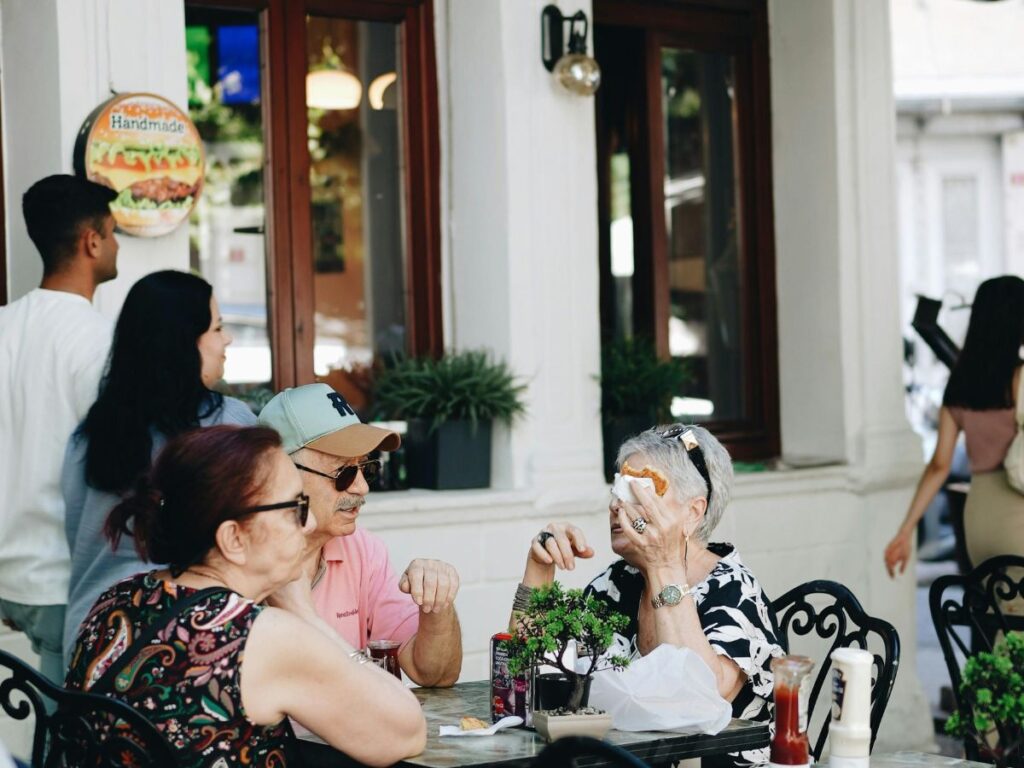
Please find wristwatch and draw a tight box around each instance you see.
[651,583,689,609]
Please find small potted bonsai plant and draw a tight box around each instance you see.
[945,631,1024,768]
[504,581,630,741]
[598,337,690,481]
[372,350,526,490]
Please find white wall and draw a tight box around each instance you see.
[1,0,190,317]
[445,0,606,496]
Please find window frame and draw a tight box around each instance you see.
[186,0,442,389]
[594,0,780,461]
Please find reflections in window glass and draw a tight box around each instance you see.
[662,48,743,422]
[306,16,406,411]
[186,8,272,396]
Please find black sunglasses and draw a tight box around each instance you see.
[294,459,382,491]
[245,493,311,527]
[658,425,713,504]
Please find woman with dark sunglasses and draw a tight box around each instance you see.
[511,425,783,768]
[61,271,257,665]
[65,425,426,768]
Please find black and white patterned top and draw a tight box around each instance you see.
[584,543,784,768]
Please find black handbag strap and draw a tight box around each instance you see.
[89,585,228,696]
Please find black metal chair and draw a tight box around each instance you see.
[0,649,177,767]
[771,580,900,760]
[929,554,1024,763]
[532,735,652,768]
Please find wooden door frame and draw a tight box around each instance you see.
[186,0,442,389]
[594,0,780,460]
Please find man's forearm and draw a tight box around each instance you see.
[401,607,462,687]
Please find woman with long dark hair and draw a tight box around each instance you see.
[65,425,425,767]
[886,275,1024,577]
[61,270,255,662]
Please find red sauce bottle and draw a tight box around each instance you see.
[770,655,815,767]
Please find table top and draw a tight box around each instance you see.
[820,753,990,768]
[297,680,769,768]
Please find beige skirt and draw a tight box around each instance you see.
[964,470,1024,614]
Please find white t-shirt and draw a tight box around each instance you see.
[0,288,112,605]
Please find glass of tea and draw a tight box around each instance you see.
[367,639,402,680]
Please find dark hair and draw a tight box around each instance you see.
[944,276,1024,410]
[81,270,224,492]
[22,175,116,274]
[105,425,283,575]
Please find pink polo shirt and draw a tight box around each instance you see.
[311,528,420,650]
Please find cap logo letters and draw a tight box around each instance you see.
[327,392,356,418]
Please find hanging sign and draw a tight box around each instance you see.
[73,93,204,238]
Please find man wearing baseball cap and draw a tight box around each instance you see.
[259,384,462,686]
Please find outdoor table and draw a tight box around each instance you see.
[818,753,989,768]
[297,679,769,768]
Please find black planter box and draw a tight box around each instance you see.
[405,419,493,490]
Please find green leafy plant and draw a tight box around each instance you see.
[504,581,630,713]
[598,337,690,424]
[945,631,1024,768]
[372,350,527,433]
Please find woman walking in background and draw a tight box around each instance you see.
[62,270,256,662]
[886,275,1024,580]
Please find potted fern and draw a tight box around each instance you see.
[504,582,630,741]
[945,631,1024,768]
[598,337,691,481]
[372,350,526,490]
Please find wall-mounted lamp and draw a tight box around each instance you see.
[541,5,601,96]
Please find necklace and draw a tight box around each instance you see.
[183,566,227,587]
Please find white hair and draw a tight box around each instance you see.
[615,424,734,543]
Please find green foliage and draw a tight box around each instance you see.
[598,337,690,423]
[945,631,1024,767]
[372,350,527,433]
[504,582,630,712]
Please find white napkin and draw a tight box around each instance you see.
[611,473,654,505]
[439,716,523,737]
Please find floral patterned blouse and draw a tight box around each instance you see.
[584,543,784,768]
[65,571,296,767]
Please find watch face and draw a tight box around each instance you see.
[660,585,683,606]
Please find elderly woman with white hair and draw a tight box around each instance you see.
[517,424,783,768]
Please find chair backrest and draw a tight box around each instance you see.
[0,650,177,768]
[532,735,652,768]
[928,554,1024,762]
[771,579,901,760]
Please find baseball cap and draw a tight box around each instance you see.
[258,384,400,457]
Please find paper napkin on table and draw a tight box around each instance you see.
[439,716,523,737]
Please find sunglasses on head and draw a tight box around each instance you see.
[245,493,310,527]
[294,459,382,491]
[657,425,713,504]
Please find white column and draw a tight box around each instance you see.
[771,0,931,749]
[2,0,189,314]
[444,0,605,494]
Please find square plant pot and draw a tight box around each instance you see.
[405,419,492,490]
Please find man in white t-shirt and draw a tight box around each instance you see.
[0,175,119,683]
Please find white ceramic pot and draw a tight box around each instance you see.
[532,711,613,742]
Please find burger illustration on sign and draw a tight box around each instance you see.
[74,93,204,238]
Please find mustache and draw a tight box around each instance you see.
[336,495,366,512]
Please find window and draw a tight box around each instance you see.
[185,0,441,400]
[594,0,779,460]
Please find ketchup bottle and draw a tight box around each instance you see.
[770,655,815,768]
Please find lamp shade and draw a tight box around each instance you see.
[306,69,363,110]
[554,53,601,96]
